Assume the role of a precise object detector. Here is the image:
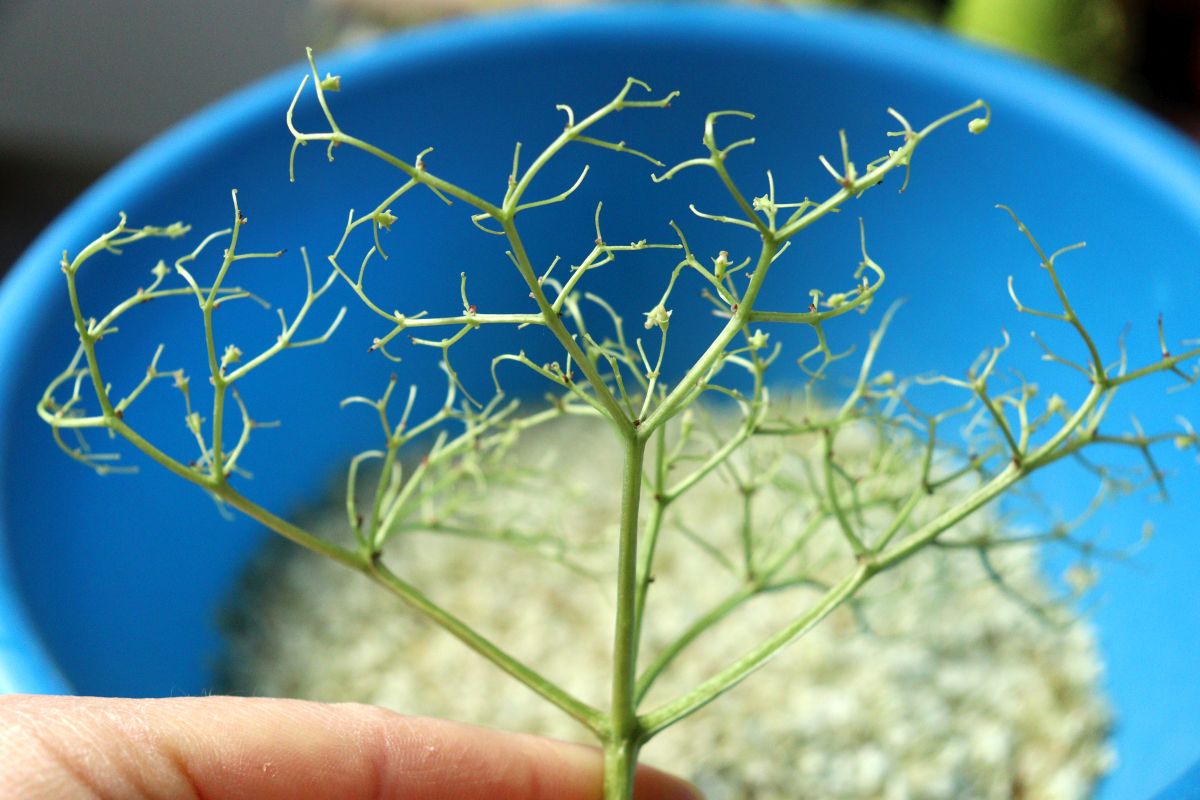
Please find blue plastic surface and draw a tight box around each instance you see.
[1,5,1198,798]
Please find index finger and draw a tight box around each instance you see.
[0,694,701,800]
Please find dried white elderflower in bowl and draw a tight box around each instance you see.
[222,414,1113,799]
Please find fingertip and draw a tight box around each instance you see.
[634,764,705,800]
[0,695,705,800]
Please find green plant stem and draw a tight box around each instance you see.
[776,101,988,241]
[203,244,239,477]
[608,432,648,798]
[112,411,608,731]
[639,241,779,437]
[636,583,755,705]
[57,257,606,735]
[639,387,1106,735]
[631,429,669,663]
[108,418,361,568]
[304,127,500,217]
[366,559,606,735]
[172,451,606,733]
[635,514,822,703]
[64,287,118,424]
[1110,347,1200,387]
[603,738,641,800]
[639,563,871,737]
[822,428,868,556]
[501,219,632,431]
[875,385,1106,571]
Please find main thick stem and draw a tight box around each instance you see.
[603,738,642,800]
[607,433,648,799]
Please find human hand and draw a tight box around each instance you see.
[0,695,701,799]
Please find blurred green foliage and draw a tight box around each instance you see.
[944,0,1128,85]
[327,0,1132,88]
[791,0,1129,85]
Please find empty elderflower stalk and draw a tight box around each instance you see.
[39,49,1199,800]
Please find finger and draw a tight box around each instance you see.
[0,694,699,800]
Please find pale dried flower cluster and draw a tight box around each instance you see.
[222,413,1113,799]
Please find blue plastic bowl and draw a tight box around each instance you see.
[2,5,1198,797]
